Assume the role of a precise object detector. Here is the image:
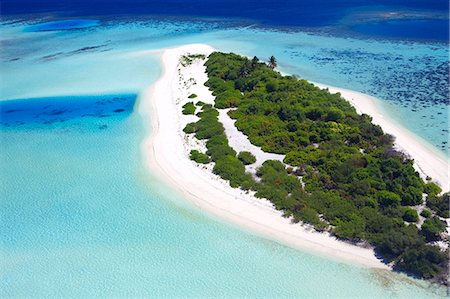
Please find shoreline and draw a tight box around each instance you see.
[139,43,389,269]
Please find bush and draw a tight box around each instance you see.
[265,80,279,92]
[424,182,442,196]
[426,192,449,218]
[189,150,210,164]
[215,89,242,108]
[377,190,401,207]
[401,186,423,206]
[293,207,328,229]
[213,155,252,188]
[196,101,206,106]
[402,207,419,222]
[238,151,256,165]
[333,213,366,240]
[326,107,345,122]
[420,209,432,218]
[207,144,236,162]
[188,93,198,98]
[421,216,446,241]
[194,109,225,140]
[375,225,422,262]
[182,102,196,115]
[394,244,447,279]
[183,122,197,134]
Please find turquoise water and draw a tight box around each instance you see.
[1,19,448,154]
[0,95,445,298]
[1,18,448,297]
[24,19,100,32]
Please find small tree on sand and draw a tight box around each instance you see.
[268,55,277,69]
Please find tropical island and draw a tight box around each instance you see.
[141,44,449,285]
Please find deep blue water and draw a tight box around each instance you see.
[351,19,449,41]
[0,95,135,128]
[2,0,449,41]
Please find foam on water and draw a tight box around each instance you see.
[0,95,445,297]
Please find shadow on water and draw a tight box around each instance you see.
[0,94,136,129]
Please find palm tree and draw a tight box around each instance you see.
[268,55,277,69]
[251,56,259,70]
[238,60,252,77]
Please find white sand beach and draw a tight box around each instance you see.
[139,44,392,269]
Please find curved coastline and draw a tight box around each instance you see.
[139,43,390,269]
[139,43,448,271]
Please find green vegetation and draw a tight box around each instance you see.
[183,104,253,189]
[402,207,419,223]
[188,93,198,99]
[196,101,205,106]
[214,155,254,189]
[190,150,210,164]
[426,192,449,218]
[424,182,442,196]
[182,102,196,115]
[238,151,257,165]
[180,54,206,66]
[421,217,447,242]
[268,55,277,69]
[420,209,432,218]
[200,51,449,282]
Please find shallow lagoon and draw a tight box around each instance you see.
[1,19,448,154]
[0,95,445,297]
[0,16,449,297]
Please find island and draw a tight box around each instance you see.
[140,44,449,284]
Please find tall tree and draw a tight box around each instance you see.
[251,56,259,70]
[268,55,277,69]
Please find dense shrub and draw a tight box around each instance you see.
[213,155,253,188]
[377,190,401,207]
[182,102,196,115]
[183,122,197,134]
[421,216,447,242]
[402,207,419,222]
[424,182,442,196]
[188,104,251,190]
[420,209,432,218]
[207,144,236,162]
[426,192,449,218]
[194,109,224,140]
[237,151,256,165]
[189,150,210,164]
[188,93,198,98]
[395,244,447,279]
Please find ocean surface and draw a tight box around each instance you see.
[1,1,449,297]
[0,95,445,298]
